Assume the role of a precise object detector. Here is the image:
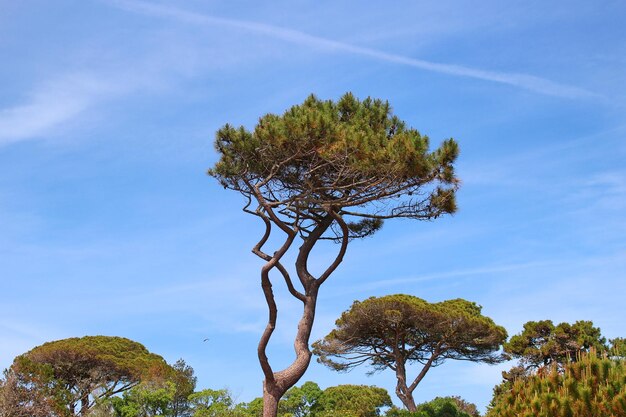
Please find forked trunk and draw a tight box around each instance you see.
[254,211,342,417]
[261,292,318,417]
[394,348,439,413]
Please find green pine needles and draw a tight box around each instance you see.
[487,349,626,417]
[210,92,459,239]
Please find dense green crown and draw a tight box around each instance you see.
[313,295,507,372]
[487,350,626,417]
[312,384,392,417]
[2,336,173,416]
[209,93,459,233]
[22,335,169,384]
[504,320,608,371]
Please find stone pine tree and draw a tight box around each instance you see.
[313,295,507,412]
[208,93,460,417]
[0,336,173,417]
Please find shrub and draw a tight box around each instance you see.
[487,349,626,417]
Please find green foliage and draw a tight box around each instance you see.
[386,396,478,417]
[188,388,240,417]
[1,336,174,416]
[209,93,459,237]
[424,397,480,417]
[279,381,323,417]
[25,335,171,386]
[314,295,507,372]
[313,295,506,410]
[234,397,263,417]
[504,320,608,371]
[610,338,626,359]
[0,356,71,417]
[108,384,241,417]
[111,381,177,417]
[312,385,392,417]
[106,359,197,417]
[486,350,626,417]
[170,359,197,417]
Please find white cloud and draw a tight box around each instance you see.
[106,0,597,99]
[0,74,117,145]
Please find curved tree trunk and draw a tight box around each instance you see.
[262,291,318,417]
[251,208,345,417]
[396,387,417,412]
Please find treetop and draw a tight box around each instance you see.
[20,335,170,382]
[313,294,508,373]
[209,93,459,238]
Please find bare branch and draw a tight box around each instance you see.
[295,215,333,289]
[316,209,349,286]
[251,208,306,303]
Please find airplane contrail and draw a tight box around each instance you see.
[105,0,597,99]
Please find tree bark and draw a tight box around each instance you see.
[395,359,417,412]
[262,384,281,417]
[262,291,318,417]
[395,348,441,412]
[255,210,341,417]
[79,390,91,416]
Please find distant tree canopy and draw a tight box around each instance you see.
[106,358,197,417]
[239,383,391,417]
[311,385,392,417]
[313,295,507,412]
[503,320,607,371]
[279,381,323,417]
[209,93,460,417]
[386,396,479,417]
[187,388,237,417]
[1,336,174,417]
[170,359,198,417]
[111,381,177,417]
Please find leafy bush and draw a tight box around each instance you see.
[385,396,479,417]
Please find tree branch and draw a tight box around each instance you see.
[407,345,443,393]
[295,215,333,290]
[316,209,349,286]
[251,208,306,302]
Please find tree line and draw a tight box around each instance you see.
[2,299,624,416]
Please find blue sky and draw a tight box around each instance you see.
[1,0,625,412]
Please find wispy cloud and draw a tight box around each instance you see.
[462,124,626,188]
[106,0,596,99]
[333,260,556,297]
[0,74,118,145]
